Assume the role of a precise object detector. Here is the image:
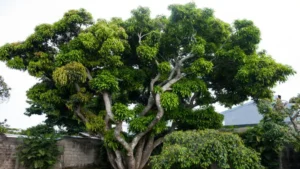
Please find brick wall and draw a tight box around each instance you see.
[0,134,101,169]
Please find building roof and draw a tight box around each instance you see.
[222,101,262,126]
[222,101,292,126]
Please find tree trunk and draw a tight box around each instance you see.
[279,151,283,169]
[106,135,162,169]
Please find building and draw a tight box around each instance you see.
[222,96,293,126]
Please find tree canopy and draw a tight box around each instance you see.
[0,3,294,169]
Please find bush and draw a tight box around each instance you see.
[0,119,8,134]
[151,129,263,169]
[17,124,62,169]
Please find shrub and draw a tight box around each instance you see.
[17,124,61,169]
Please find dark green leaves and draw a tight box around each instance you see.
[161,92,179,111]
[90,71,119,92]
[190,58,213,76]
[112,103,134,121]
[136,45,157,61]
[158,62,171,74]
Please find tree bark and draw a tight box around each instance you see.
[106,134,165,169]
[135,137,146,169]
[98,53,195,169]
[107,149,118,169]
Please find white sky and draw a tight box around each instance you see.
[0,0,299,129]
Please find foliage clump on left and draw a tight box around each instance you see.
[0,119,8,134]
[17,124,61,169]
[0,75,10,103]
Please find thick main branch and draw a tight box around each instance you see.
[131,93,164,150]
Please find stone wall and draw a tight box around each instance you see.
[0,134,101,169]
[2,133,300,169]
[0,134,23,169]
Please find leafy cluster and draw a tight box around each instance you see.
[0,75,10,103]
[17,125,61,169]
[151,130,263,169]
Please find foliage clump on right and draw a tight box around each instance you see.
[151,129,264,169]
[241,97,300,169]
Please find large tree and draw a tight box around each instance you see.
[0,3,294,169]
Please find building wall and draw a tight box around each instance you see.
[0,134,101,169]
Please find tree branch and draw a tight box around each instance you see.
[115,150,125,169]
[292,112,300,121]
[137,33,142,45]
[140,74,161,116]
[166,60,178,81]
[135,136,146,169]
[107,149,118,169]
[161,54,194,91]
[290,111,300,133]
[189,93,198,107]
[141,31,154,38]
[140,136,155,169]
[150,73,161,92]
[74,106,88,124]
[73,83,88,124]
[103,92,114,123]
[140,98,154,116]
[85,68,93,80]
[179,53,194,64]
[131,54,195,149]
[131,93,164,150]
[114,122,131,152]
[153,137,164,149]
[138,31,155,44]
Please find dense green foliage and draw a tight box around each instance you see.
[151,130,263,169]
[17,125,61,169]
[0,75,10,103]
[0,3,294,169]
[241,99,292,169]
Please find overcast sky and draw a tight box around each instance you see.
[0,0,299,129]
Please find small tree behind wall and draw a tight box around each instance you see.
[0,75,10,103]
[17,125,61,169]
[241,99,292,169]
